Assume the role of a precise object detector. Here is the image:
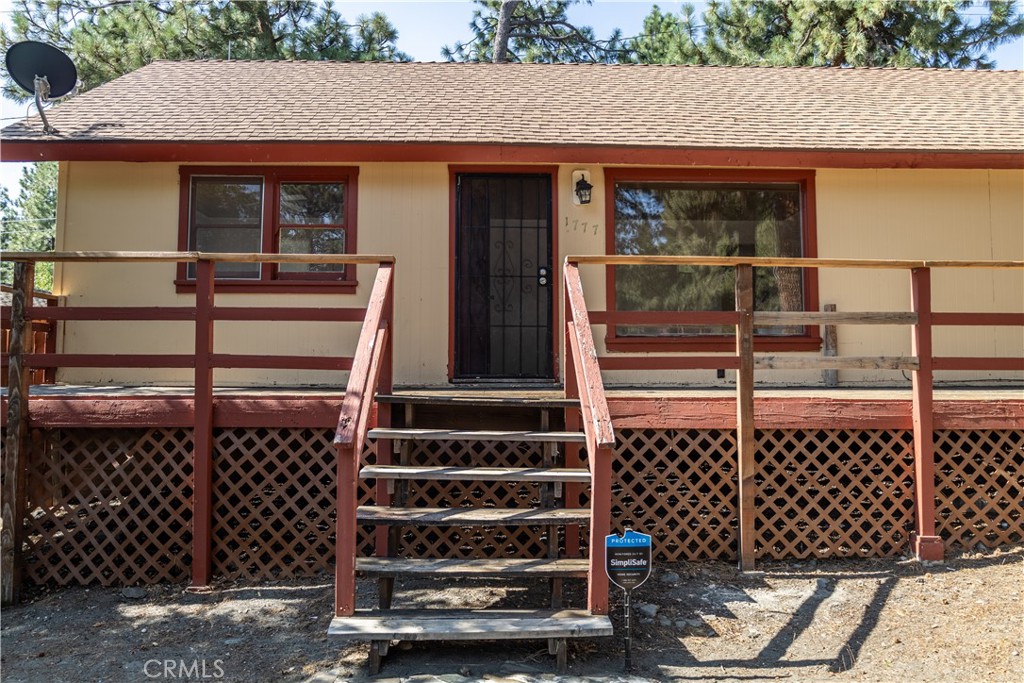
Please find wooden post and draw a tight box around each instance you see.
[588,445,611,615]
[910,268,943,561]
[735,264,756,571]
[2,262,33,604]
[822,303,838,387]
[373,282,394,558]
[336,441,359,616]
[563,284,582,557]
[190,259,215,588]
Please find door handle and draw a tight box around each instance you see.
[538,267,549,287]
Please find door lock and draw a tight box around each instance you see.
[538,267,549,286]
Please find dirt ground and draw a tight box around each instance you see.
[1,546,1021,683]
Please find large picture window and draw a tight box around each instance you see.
[606,169,818,351]
[177,166,358,292]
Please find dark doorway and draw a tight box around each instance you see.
[454,173,554,381]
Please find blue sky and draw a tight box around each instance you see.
[1,0,1022,197]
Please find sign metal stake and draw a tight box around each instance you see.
[623,587,633,672]
[605,527,652,674]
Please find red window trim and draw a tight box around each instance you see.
[603,167,821,353]
[176,165,359,294]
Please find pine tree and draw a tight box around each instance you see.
[443,0,624,63]
[1,163,58,291]
[1,0,410,98]
[631,0,1024,68]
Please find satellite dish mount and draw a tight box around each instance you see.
[5,41,80,136]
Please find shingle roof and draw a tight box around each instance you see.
[2,61,1022,153]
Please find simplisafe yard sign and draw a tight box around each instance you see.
[606,528,652,590]
[605,528,652,672]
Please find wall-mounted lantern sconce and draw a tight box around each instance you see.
[572,169,593,205]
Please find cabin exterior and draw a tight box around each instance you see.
[2,61,1022,668]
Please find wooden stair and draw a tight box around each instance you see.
[329,395,611,674]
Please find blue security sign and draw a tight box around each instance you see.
[605,529,653,591]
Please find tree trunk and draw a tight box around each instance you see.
[493,0,521,63]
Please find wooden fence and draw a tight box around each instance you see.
[2,252,1022,604]
[1,252,395,604]
[563,255,1024,571]
[1,285,57,385]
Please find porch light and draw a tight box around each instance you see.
[572,169,593,205]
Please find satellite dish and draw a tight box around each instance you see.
[5,41,79,135]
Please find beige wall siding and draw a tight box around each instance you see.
[55,162,1022,387]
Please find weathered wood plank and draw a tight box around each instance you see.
[822,304,838,387]
[356,506,592,526]
[376,393,577,408]
[2,251,395,264]
[328,609,613,640]
[366,428,586,443]
[356,557,589,577]
[358,465,591,483]
[754,356,919,370]
[735,264,756,572]
[2,262,32,605]
[563,263,614,448]
[754,311,918,325]
[567,255,1024,270]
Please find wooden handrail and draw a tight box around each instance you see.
[568,255,1024,269]
[563,264,615,449]
[2,251,395,264]
[333,263,394,618]
[334,264,394,446]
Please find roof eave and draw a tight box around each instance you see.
[1,139,1022,170]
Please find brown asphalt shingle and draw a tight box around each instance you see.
[2,61,1022,152]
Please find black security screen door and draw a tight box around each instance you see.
[455,174,554,380]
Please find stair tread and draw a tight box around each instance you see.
[359,465,591,483]
[357,557,590,577]
[367,428,586,443]
[377,393,579,408]
[356,506,591,526]
[328,608,613,640]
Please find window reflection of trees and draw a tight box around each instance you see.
[614,183,804,337]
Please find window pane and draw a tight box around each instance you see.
[614,182,803,336]
[189,177,263,278]
[279,183,344,225]
[279,228,346,273]
[192,177,263,226]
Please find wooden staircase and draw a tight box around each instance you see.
[329,262,616,674]
[328,396,613,673]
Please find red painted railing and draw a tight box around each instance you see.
[333,263,394,617]
[563,262,615,615]
[564,255,1024,577]
[0,251,395,603]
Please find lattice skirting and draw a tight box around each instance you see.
[755,429,916,559]
[22,428,194,585]
[14,426,1024,586]
[935,430,1023,549]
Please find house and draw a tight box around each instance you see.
[2,61,1022,671]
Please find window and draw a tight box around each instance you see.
[606,169,818,351]
[177,166,358,292]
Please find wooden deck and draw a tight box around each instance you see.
[3,383,1020,430]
